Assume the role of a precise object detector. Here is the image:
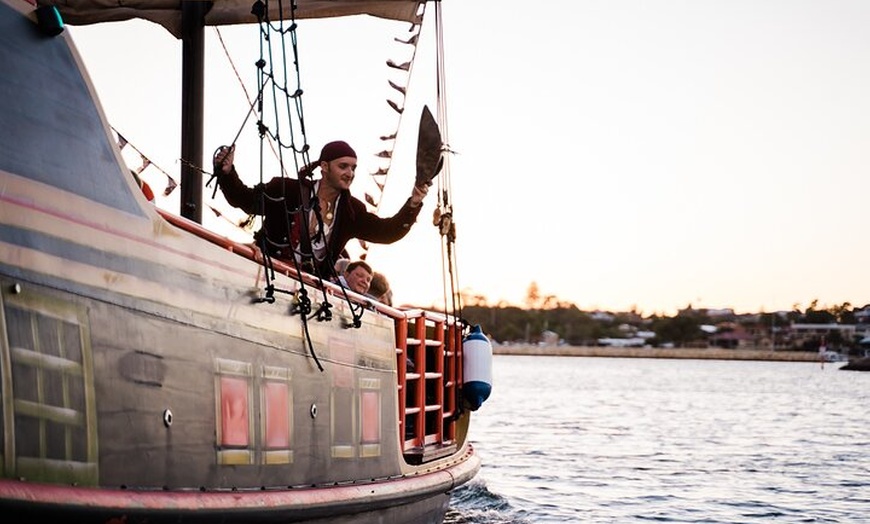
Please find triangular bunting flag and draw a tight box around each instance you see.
[386,59,411,71]
[117,133,128,149]
[163,177,178,197]
[135,157,151,175]
[376,150,392,159]
[395,33,419,46]
[387,99,404,114]
[380,132,397,141]
[388,80,406,95]
[365,193,376,206]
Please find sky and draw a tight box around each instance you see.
[69,0,870,316]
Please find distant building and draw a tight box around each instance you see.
[708,323,754,349]
[790,323,856,350]
[540,330,559,346]
[677,306,735,319]
[597,337,646,348]
[590,311,614,322]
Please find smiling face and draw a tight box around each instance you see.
[320,156,357,192]
[345,264,372,295]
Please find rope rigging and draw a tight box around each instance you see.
[240,0,465,327]
[247,0,393,367]
[123,0,468,370]
[243,1,449,311]
[248,0,339,372]
[432,0,463,325]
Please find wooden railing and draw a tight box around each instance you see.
[394,311,464,464]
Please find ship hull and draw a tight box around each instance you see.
[0,451,478,523]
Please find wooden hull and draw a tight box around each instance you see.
[0,451,478,522]
[0,1,478,521]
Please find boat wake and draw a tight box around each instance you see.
[445,479,530,524]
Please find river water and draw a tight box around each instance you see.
[446,355,870,523]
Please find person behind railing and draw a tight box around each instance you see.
[212,141,429,277]
[367,271,392,306]
[333,257,350,279]
[337,260,373,295]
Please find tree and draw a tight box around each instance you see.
[831,302,854,324]
[804,308,835,324]
[652,314,703,347]
[525,282,540,310]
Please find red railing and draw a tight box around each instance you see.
[394,311,464,463]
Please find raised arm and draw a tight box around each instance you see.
[213,145,261,215]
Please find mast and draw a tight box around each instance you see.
[179,1,209,223]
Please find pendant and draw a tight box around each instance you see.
[325,211,333,221]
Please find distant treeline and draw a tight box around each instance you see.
[460,299,868,349]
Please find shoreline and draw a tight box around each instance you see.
[493,344,825,362]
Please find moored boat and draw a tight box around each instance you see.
[0,0,490,522]
[840,356,870,371]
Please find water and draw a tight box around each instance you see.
[446,355,870,523]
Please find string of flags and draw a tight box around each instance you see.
[109,12,424,260]
[358,18,423,257]
[113,128,179,198]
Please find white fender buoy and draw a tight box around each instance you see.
[462,324,492,410]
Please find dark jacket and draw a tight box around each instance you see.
[217,167,422,274]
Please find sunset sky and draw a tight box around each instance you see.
[70,0,870,316]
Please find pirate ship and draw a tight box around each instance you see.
[0,0,491,522]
